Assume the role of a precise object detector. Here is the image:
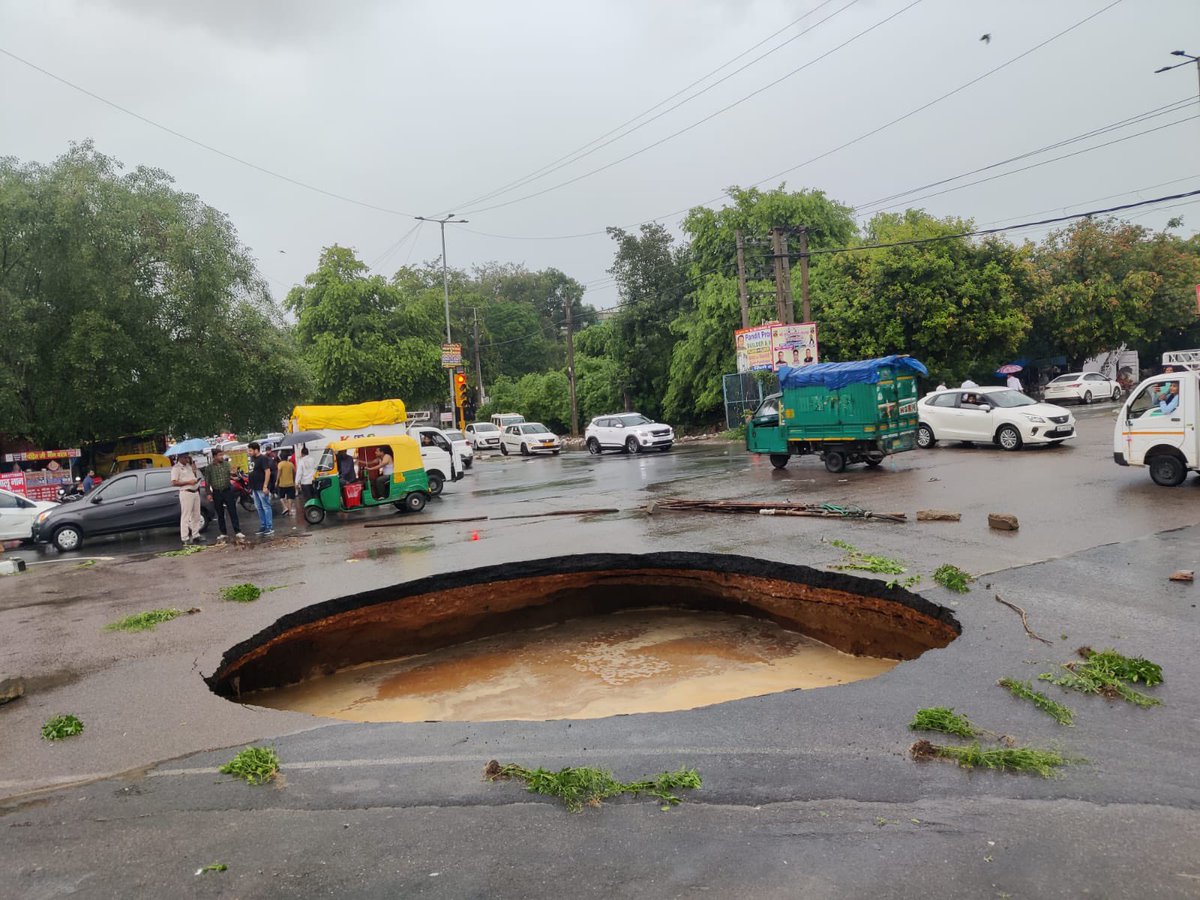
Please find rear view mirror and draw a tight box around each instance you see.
[90,495,102,503]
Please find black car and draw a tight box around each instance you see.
[31,467,214,552]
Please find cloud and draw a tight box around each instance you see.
[92,0,392,46]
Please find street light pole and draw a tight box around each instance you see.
[415,214,468,415]
[1155,50,1200,108]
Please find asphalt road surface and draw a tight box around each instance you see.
[2,402,1198,898]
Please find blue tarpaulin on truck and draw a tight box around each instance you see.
[777,355,928,390]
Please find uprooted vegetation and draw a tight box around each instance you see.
[1038,647,1163,708]
[41,714,84,741]
[909,707,980,739]
[219,746,280,784]
[220,583,263,603]
[998,677,1075,726]
[910,740,1070,777]
[157,544,205,558]
[829,540,908,576]
[104,608,184,633]
[484,761,701,812]
[933,564,973,593]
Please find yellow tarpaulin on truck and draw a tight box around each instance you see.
[289,400,407,431]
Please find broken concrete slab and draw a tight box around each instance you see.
[988,513,1019,531]
[917,509,961,522]
[0,558,27,575]
[0,676,25,705]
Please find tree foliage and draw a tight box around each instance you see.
[0,143,309,446]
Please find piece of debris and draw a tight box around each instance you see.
[0,558,27,575]
[41,713,84,740]
[1169,570,1194,583]
[0,675,26,705]
[994,594,1053,645]
[988,513,1019,531]
[656,499,906,523]
[917,509,961,522]
[910,739,1071,776]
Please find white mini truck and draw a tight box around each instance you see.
[1113,371,1198,486]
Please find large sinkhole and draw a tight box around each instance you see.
[207,552,960,722]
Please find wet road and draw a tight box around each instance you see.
[2,402,1199,898]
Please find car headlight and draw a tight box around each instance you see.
[36,510,52,523]
[1023,415,1046,423]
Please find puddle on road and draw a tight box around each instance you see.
[245,607,897,722]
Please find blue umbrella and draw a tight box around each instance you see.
[164,438,211,457]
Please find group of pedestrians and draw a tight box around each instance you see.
[169,442,319,546]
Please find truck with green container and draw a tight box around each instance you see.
[745,355,928,473]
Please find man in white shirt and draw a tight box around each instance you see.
[296,445,318,504]
[1006,373,1023,392]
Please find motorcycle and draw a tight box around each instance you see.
[231,472,256,512]
[57,480,86,503]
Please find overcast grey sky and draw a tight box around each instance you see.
[2,0,1198,308]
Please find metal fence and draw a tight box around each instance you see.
[721,373,770,430]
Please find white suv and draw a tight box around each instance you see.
[585,413,674,454]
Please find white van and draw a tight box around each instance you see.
[1113,372,1196,486]
[490,413,525,430]
[299,424,461,495]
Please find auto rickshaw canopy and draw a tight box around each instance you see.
[289,400,407,431]
[319,434,423,474]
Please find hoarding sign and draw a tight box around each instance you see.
[4,448,81,462]
[770,322,819,370]
[0,471,27,496]
[735,324,776,373]
[441,343,462,368]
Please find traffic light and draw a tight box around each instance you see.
[454,372,468,409]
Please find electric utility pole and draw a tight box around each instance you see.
[770,227,795,324]
[734,229,751,329]
[415,213,468,411]
[564,296,579,437]
[797,226,811,323]
[472,307,485,408]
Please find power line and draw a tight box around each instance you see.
[450,0,857,211]
[461,0,925,215]
[853,97,1195,213]
[0,46,418,218]
[863,111,1200,215]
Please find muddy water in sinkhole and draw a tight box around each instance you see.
[245,607,899,722]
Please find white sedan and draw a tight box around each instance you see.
[500,422,561,456]
[0,487,59,542]
[918,387,1075,451]
[1043,372,1122,405]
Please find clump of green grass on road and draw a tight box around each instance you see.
[104,608,183,632]
[485,760,701,812]
[998,677,1074,726]
[41,714,84,741]
[219,746,280,784]
[220,583,262,603]
[910,739,1071,777]
[909,707,980,738]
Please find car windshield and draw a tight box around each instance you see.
[522,423,548,434]
[985,390,1038,408]
[1051,374,1082,383]
[617,414,651,426]
[472,423,498,432]
[444,431,465,441]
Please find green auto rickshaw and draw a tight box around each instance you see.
[303,435,429,525]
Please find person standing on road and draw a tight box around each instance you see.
[1006,373,1023,393]
[247,442,275,536]
[276,452,296,517]
[204,448,244,542]
[296,446,317,505]
[81,469,96,494]
[170,454,205,546]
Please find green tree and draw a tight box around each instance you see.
[287,246,443,405]
[811,210,1032,384]
[0,143,309,446]
[1028,219,1200,367]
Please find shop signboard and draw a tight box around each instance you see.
[3,448,80,500]
[0,471,26,495]
[734,324,777,373]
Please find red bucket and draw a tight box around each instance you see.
[342,482,363,508]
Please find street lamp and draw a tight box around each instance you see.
[1154,49,1200,106]
[415,214,469,411]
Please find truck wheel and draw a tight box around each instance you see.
[770,454,789,470]
[865,458,883,469]
[625,437,640,454]
[304,505,325,525]
[427,473,444,496]
[823,451,847,474]
[917,424,936,449]
[405,491,428,512]
[1149,454,1186,487]
[997,425,1023,451]
[587,438,601,455]
[52,525,83,552]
